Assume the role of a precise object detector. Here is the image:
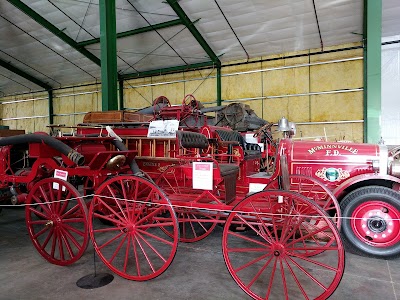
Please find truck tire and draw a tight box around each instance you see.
[340,186,400,259]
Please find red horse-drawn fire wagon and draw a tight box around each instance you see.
[0,97,346,299]
[78,94,400,260]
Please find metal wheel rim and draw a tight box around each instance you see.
[351,200,400,247]
[25,178,89,266]
[222,190,344,300]
[89,175,179,281]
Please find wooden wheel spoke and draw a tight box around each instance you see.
[97,231,125,250]
[286,255,328,291]
[249,202,275,241]
[62,222,86,237]
[234,252,272,274]
[233,213,273,245]
[61,202,81,219]
[95,197,127,224]
[106,183,128,220]
[132,235,141,277]
[33,225,50,239]
[279,259,289,300]
[137,229,174,247]
[283,257,310,299]
[40,227,54,250]
[134,235,156,273]
[136,232,167,263]
[286,223,331,247]
[287,252,339,272]
[109,234,128,264]
[264,257,278,298]
[59,228,74,259]
[135,205,164,226]
[60,225,83,250]
[227,230,270,248]
[124,234,131,273]
[93,212,125,227]
[28,206,48,220]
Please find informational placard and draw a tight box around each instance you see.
[248,183,267,193]
[147,120,179,138]
[53,169,68,190]
[192,162,213,190]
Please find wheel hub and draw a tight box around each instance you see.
[367,216,386,233]
[272,243,285,257]
[351,201,400,246]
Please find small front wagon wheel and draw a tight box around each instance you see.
[25,178,89,266]
[89,175,179,281]
[222,190,344,300]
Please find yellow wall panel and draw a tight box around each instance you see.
[263,68,308,96]
[310,91,363,122]
[222,72,262,100]
[33,99,49,116]
[2,120,17,130]
[262,98,289,122]
[184,77,216,103]
[287,96,310,122]
[16,101,32,118]
[2,103,16,119]
[34,117,50,132]
[310,60,363,92]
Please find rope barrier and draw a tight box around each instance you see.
[1,192,398,222]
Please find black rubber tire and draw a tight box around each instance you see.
[340,185,400,259]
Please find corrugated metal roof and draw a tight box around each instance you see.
[0,0,398,95]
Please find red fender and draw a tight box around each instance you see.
[333,173,400,199]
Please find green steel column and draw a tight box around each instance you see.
[99,0,118,111]
[119,80,124,110]
[48,90,53,125]
[363,0,382,143]
[217,67,222,106]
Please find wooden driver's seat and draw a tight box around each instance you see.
[176,130,239,203]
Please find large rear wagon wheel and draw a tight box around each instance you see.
[340,186,400,259]
[25,178,89,266]
[156,165,219,242]
[89,175,179,281]
[266,174,341,229]
[222,190,344,300]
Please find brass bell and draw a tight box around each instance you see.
[106,155,126,170]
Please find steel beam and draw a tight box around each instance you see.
[48,90,54,125]
[99,0,118,111]
[7,0,101,66]
[166,0,221,67]
[77,19,183,47]
[0,58,52,90]
[363,0,382,143]
[217,67,222,105]
[119,80,124,110]
[121,61,215,80]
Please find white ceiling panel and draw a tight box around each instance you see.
[0,0,399,96]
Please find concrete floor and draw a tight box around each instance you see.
[0,206,399,300]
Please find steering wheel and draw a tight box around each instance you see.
[253,122,273,138]
[254,122,276,147]
[181,94,199,129]
[152,96,171,117]
[182,94,199,110]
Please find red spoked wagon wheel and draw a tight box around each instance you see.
[89,175,179,281]
[222,190,344,300]
[152,95,171,118]
[155,165,220,242]
[25,178,89,266]
[266,174,341,229]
